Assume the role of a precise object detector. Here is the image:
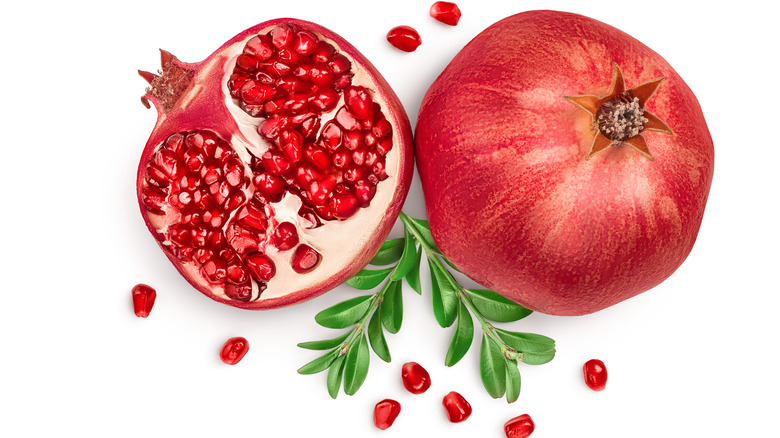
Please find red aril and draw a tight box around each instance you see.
[386,26,422,52]
[220,337,249,365]
[583,359,608,391]
[132,284,157,318]
[442,391,471,423]
[401,362,431,394]
[373,399,401,430]
[414,11,714,315]
[138,19,413,310]
[504,414,535,438]
[430,2,462,26]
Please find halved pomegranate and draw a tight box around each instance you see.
[137,19,413,309]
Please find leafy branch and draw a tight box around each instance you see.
[297,212,556,402]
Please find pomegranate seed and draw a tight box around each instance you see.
[165,132,185,153]
[310,88,340,112]
[224,189,246,211]
[243,34,274,60]
[343,165,367,184]
[320,121,343,150]
[168,223,193,246]
[373,399,401,430]
[353,179,376,207]
[245,252,276,282]
[583,359,608,391]
[224,281,252,301]
[202,258,228,283]
[296,165,323,187]
[307,175,337,205]
[329,193,359,220]
[332,150,351,169]
[274,222,299,250]
[279,129,304,163]
[259,116,290,140]
[236,54,262,71]
[270,23,296,49]
[343,130,364,151]
[504,414,534,438]
[191,227,208,247]
[313,42,335,63]
[253,173,285,197]
[236,203,268,232]
[373,119,393,139]
[328,54,352,74]
[401,362,431,394]
[141,186,167,214]
[261,150,293,175]
[224,158,246,187]
[194,248,214,264]
[292,30,319,56]
[309,63,336,88]
[220,337,249,365]
[442,391,471,423]
[298,206,322,229]
[376,137,393,156]
[335,106,362,131]
[304,144,331,170]
[387,26,422,52]
[132,284,157,318]
[333,73,353,91]
[344,86,374,121]
[226,225,260,255]
[292,244,321,273]
[430,1,462,26]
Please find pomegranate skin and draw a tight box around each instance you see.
[138,18,413,310]
[415,11,714,316]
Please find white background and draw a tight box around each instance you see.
[1,1,778,436]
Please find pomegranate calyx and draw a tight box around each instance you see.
[140,49,194,112]
[565,62,673,161]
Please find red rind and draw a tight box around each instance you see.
[415,11,714,315]
[137,18,413,309]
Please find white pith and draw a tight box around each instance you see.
[145,25,401,303]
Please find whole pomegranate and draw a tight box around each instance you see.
[415,10,713,316]
[137,19,413,309]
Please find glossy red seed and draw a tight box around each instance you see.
[386,26,422,52]
[373,399,401,430]
[292,244,322,273]
[504,414,535,438]
[274,222,299,250]
[344,86,374,121]
[430,1,462,26]
[329,193,359,220]
[245,253,276,282]
[583,359,608,391]
[132,284,157,318]
[442,391,471,423]
[401,362,431,394]
[220,337,249,365]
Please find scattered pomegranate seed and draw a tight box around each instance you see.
[442,391,471,423]
[430,1,462,26]
[583,359,608,391]
[504,414,535,438]
[131,284,157,318]
[386,26,422,52]
[401,362,431,394]
[220,337,249,365]
[373,399,401,430]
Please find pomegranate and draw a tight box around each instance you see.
[415,10,714,315]
[137,19,413,309]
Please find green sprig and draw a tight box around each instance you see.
[297,212,556,402]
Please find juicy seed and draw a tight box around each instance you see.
[386,26,422,52]
[273,222,300,250]
[292,244,322,273]
[245,253,276,282]
[430,2,462,26]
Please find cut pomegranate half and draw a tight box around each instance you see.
[137,19,413,309]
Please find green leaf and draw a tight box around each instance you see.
[391,227,417,280]
[479,333,507,398]
[519,349,556,365]
[504,359,522,403]
[346,267,394,290]
[404,216,440,253]
[369,238,404,266]
[494,329,556,354]
[367,311,391,362]
[404,244,423,295]
[466,289,533,323]
[444,301,474,367]
[326,354,346,399]
[429,259,459,328]
[297,331,350,350]
[315,295,374,329]
[379,280,403,334]
[343,334,370,395]
[297,348,340,375]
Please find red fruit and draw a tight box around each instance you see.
[137,19,413,310]
[504,414,535,438]
[373,399,401,430]
[401,362,431,394]
[415,11,714,315]
[386,26,421,52]
[220,337,249,365]
[442,391,471,423]
[583,359,608,391]
[430,2,462,26]
[131,284,157,318]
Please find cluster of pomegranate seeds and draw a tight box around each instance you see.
[504,414,535,438]
[430,2,461,26]
[220,337,250,365]
[583,359,608,391]
[442,391,472,423]
[141,24,398,303]
[401,362,431,394]
[131,284,157,317]
[373,399,402,430]
[386,26,422,52]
